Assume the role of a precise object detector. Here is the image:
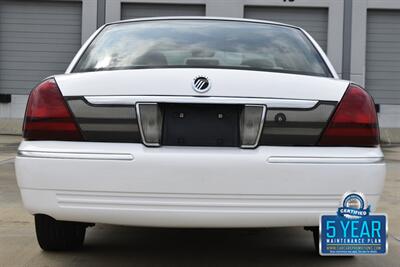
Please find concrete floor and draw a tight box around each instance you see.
[0,136,399,266]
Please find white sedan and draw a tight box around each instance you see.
[15,17,385,251]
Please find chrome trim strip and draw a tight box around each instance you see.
[17,151,134,161]
[135,103,161,147]
[85,96,318,109]
[267,157,384,164]
[241,105,266,149]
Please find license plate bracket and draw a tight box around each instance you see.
[162,103,241,147]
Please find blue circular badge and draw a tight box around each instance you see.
[338,192,370,219]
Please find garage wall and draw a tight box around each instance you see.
[365,9,400,105]
[349,1,400,142]
[244,6,329,52]
[0,0,82,95]
[121,3,205,19]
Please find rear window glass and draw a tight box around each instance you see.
[73,20,331,77]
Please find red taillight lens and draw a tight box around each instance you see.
[23,79,82,141]
[318,84,379,146]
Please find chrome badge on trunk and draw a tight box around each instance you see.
[192,76,211,93]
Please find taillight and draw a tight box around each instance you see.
[23,79,82,141]
[318,84,379,146]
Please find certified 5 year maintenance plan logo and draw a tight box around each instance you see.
[320,192,388,255]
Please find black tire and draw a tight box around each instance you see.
[311,227,319,253]
[306,227,354,257]
[304,226,319,253]
[35,214,87,251]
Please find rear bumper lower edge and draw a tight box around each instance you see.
[20,189,381,228]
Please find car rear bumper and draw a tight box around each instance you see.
[15,141,386,228]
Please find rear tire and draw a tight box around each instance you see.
[304,226,319,254]
[311,227,319,253]
[35,214,87,251]
[305,226,353,257]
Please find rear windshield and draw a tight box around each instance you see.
[73,20,331,77]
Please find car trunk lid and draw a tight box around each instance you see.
[53,68,350,147]
[55,68,349,101]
